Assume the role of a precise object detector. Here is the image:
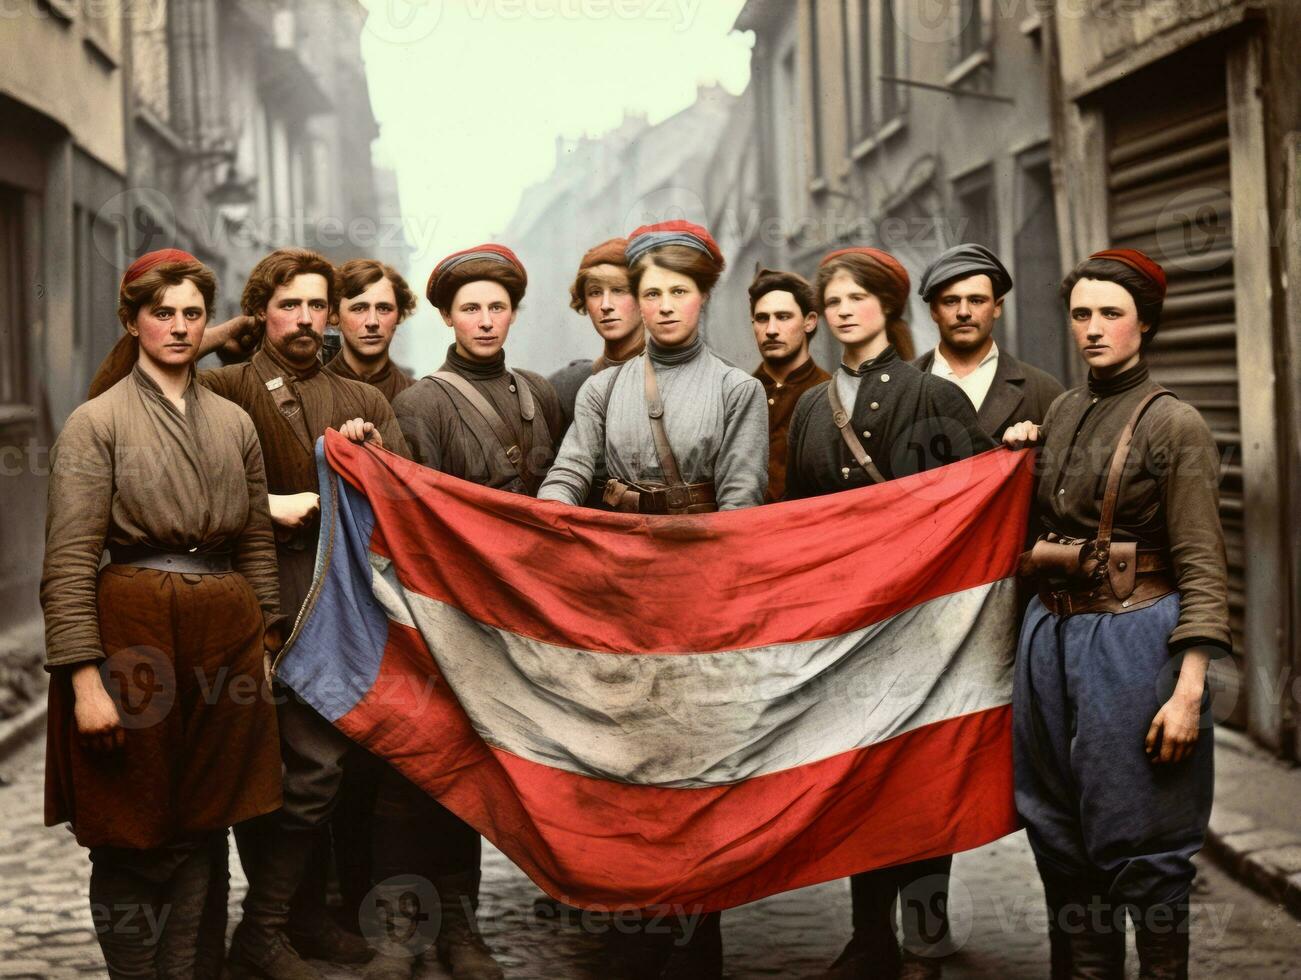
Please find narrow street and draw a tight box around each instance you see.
[2,736,1297,979]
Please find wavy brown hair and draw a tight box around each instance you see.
[336,259,417,322]
[90,259,218,398]
[815,253,915,360]
[241,248,336,319]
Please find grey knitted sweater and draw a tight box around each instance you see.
[538,334,768,510]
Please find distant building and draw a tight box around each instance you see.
[501,87,737,373]
[0,0,405,717]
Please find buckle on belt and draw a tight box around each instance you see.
[506,445,523,464]
[666,487,687,510]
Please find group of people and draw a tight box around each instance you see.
[39,217,1229,980]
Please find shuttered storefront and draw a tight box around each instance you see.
[1104,62,1246,725]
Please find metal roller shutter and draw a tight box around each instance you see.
[1105,87,1246,726]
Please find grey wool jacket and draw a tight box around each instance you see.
[538,334,769,510]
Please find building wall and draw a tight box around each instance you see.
[0,3,130,716]
[1045,0,1297,756]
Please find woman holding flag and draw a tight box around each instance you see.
[784,245,992,980]
[1005,248,1229,979]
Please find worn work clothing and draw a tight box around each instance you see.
[1033,361,1230,655]
[45,565,281,849]
[914,345,1064,441]
[199,342,409,617]
[753,356,830,502]
[539,334,769,510]
[41,366,279,669]
[324,354,415,405]
[394,344,563,495]
[1013,593,1214,909]
[548,341,646,438]
[785,345,994,498]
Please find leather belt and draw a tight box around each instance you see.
[109,546,234,574]
[602,478,718,515]
[1038,569,1176,616]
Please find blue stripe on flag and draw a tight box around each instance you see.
[275,438,389,722]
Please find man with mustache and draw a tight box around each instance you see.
[913,244,1062,441]
[548,237,646,439]
[200,247,409,980]
[749,268,829,502]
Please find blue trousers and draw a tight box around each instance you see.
[1013,594,1213,910]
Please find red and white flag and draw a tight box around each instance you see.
[277,433,1033,912]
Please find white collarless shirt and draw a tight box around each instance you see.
[930,342,999,411]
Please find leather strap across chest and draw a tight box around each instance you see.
[429,370,547,490]
[643,356,687,487]
[827,378,887,484]
[1095,387,1173,548]
[251,353,318,456]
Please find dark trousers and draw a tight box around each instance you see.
[850,854,954,959]
[371,765,482,885]
[88,834,221,979]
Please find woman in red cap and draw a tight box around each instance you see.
[784,247,992,980]
[1004,250,1228,978]
[539,220,768,516]
[41,250,283,977]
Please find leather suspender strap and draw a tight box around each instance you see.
[429,371,532,485]
[827,378,888,484]
[643,356,686,487]
[1096,388,1172,551]
[251,353,315,456]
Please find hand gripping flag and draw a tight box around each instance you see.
[277,432,1034,913]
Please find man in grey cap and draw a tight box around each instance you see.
[914,243,1063,441]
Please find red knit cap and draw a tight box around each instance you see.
[122,248,198,287]
[426,243,526,305]
[819,246,911,297]
[625,220,724,269]
[578,237,630,272]
[1088,248,1167,298]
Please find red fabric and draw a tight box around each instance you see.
[1088,248,1168,297]
[425,242,525,303]
[325,433,1034,653]
[341,617,1016,911]
[578,237,630,271]
[122,248,198,286]
[819,246,911,298]
[627,220,724,266]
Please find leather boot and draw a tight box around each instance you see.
[1135,903,1190,980]
[435,871,505,980]
[1067,892,1125,980]
[898,949,942,979]
[1039,867,1076,980]
[822,930,902,980]
[358,876,436,980]
[228,825,322,980]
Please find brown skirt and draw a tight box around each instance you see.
[45,565,283,849]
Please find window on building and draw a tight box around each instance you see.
[808,0,825,181]
[1013,146,1067,380]
[73,204,122,372]
[0,184,26,406]
[953,166,998,251]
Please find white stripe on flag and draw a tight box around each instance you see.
[369,555,1017,788]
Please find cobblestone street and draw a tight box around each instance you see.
[1,736,1297,978]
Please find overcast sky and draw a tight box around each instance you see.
[357,0,752,371]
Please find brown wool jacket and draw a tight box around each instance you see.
[324,353,416,405]
[754,357,830,502]
[1034,361,1231,654]
[41,366,280,668]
